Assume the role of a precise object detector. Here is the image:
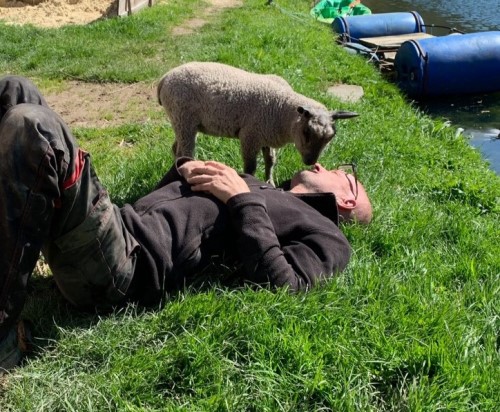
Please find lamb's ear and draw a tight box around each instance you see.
[331,111,359,120]
[297,106,312,118]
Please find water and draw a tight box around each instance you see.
[361,0,500,173]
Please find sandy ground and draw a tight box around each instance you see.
[0,0,118,28]
[0,0,242,127]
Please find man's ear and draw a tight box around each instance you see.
[337,197,356,210]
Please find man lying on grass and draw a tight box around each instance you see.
[0,76,372,372]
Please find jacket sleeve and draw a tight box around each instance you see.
[226,192,351,291]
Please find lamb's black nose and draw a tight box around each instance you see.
[302,155,319,166]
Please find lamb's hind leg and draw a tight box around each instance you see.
[262,146,276,187]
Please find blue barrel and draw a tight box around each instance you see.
[332,12,425,43]
[395,31,500,98]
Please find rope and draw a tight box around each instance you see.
[266,1,315,24]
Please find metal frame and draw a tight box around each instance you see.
[119,0,154,17]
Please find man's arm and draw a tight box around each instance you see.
[226,192,351,291]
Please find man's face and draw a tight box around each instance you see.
[290,163,357,198]
[290,163,372,224]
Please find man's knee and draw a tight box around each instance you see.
[0,75,48,121]
[1,104,74,158]
[0,104,59,149]
[1,103,54,127]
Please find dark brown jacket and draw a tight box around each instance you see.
[121,159,351,303]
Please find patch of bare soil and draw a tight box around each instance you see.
[1,0,243,128]
[44,81,161,128]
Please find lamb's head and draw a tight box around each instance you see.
[294,106,358,165]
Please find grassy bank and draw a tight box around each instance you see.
[1,1,499,410]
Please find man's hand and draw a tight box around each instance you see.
[178,160,206,180]
[179,160,250,204]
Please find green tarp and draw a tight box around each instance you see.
[310,0,371,24]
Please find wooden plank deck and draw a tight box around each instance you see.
[359,33,434,49]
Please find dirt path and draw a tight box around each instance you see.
[1,0,242,127]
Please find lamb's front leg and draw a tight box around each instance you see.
[262,146,276,187]
[240,136,260,177]
[172,122,198,158]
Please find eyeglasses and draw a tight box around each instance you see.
[337,163,358,200]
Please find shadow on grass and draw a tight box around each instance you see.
[21,274,102,365]
[20,255,246,367]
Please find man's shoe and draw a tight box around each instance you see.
[0,320,32,374]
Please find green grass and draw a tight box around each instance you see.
[1,1,499,410]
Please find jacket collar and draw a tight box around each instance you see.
[291,192,339,226]
[279,178,339,225]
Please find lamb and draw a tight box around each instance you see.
[157,62,358,185]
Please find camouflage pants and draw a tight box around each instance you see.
[0,77,139,339]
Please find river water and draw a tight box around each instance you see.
[361,0,500,173]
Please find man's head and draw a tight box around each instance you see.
[289,163,372,224]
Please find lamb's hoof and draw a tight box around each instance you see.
[266,179,276,187]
